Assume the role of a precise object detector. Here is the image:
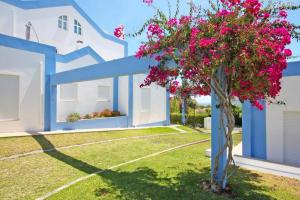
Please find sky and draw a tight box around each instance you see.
[75,0,300,105]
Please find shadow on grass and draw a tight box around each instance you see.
[33,135,273,200]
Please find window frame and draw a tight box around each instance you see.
[74,19,82,35]
[58,15,68,31]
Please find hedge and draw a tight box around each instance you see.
[171,113,242,127]
[170,113,208,127]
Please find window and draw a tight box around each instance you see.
[60,83,78,101]
[97,86,110,101]
[0,74,19,121]
[58,15,68,30]
[141,88,151,112]
[74,19,82,35]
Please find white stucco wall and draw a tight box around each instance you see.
[56,56,114,122]
[266,76,300,163]
[0,46,45,133]
[118,76,129,115]
[132,74,166,126]
[0,1,125,61]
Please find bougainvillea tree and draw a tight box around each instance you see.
[115,0,300,191]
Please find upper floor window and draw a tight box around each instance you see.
[74,19,82,35]
[58,15,68,30]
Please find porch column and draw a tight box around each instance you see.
[211,69,227,188]
[165,89,170,125]
[242,101,266,159]
[44,50,57,131]
[128,74,133,127]
[113,77,119,111]
[181,98,186,125]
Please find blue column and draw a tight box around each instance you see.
[165,90,170,125]
[211,70,227,188]
[181,98,186,125]
[113,77,119,111]
[128,74,133,127]
[242,101,266,159]
[44,50,56,131]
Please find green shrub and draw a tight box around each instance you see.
[170,113,208,127]
[83,114,93,119]
[66,113,81,123]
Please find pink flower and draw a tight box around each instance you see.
[283,49,292,57]
[148,23,164,37]
[198,38,218,48]
[279,10,288,18]
[114,25,125,39]
[167,18,178,27]
[143,0,153,6]
[243,0,261,16]
[179,16,191,25]
[253,101,264,110]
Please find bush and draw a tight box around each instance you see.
[66,113,81,123]
[83,114,93,119]
[111,111,121,117]
[170,113,208,127]
[100,109,113,117]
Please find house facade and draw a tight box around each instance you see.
[0,0,169,133]
[242,61,300,167]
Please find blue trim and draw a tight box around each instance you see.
[128,75,133,127]
[242,101,267,159]
[113,77,119,111]
[283,61,300,77]
[55,116,128,130]
[181,98,186,124]
[165,90,170,125]
[135,121,167,128]
[50,56,157,85]
[0,0,128,49]
[56,46,105,63]
[211,70,227,188]
[0,34,56,131]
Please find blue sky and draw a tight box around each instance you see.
[75,0,300,105]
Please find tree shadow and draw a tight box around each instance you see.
[32,135,274,200]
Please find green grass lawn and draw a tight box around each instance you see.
[0,126,299,200]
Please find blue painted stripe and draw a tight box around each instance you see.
[113,77,119,111]
[0,0,128,48]
[54,116,128,131]
[56,46,105,63]
[50,56,157,85]
[242,101,266,159]
[284,61,300,77]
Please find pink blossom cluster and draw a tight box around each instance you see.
[113,25,124,39]
[143,0,153,6]
[134,0,294,110]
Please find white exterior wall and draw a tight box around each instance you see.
[0,1,125,61]
[132,74,166,126]
[56,56,114,122]
[0,46,45,133]
[266,76,300,163]
[118,76,129,115]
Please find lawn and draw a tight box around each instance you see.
[0,126,299,200]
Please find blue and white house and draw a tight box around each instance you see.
[242,61,300,167]
[0,0,170,133]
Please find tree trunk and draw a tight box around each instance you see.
[210,67,235,191]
